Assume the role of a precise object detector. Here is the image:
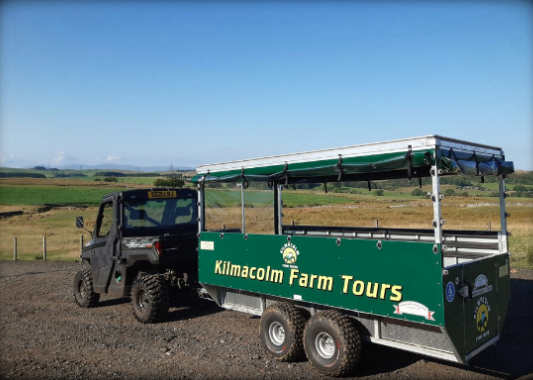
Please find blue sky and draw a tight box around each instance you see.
[1,1,532,170]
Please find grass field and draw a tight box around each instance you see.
[0,177,195,206]
[1,176,532,269]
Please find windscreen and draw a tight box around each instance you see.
[123,198,197,232]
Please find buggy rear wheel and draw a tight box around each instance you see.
[131,274,170,323]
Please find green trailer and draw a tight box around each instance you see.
[191,135,514,377]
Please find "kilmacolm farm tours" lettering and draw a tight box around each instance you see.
[213,260,403,302]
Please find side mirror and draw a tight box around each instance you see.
[76,216,93,237]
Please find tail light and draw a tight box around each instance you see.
[154,241,164,255]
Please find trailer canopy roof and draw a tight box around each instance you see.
[192,135,514,184]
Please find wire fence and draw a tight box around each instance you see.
[10,235,84,261]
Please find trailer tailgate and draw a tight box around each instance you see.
[443,253,510,362]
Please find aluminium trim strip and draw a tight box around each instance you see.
[221,303,263,316]
[368,335,459,362]
[465,335,500,362]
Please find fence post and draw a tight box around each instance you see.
[487,221,491,231]
[375,219,379,228]
[80,235,84,255]
[43,236,47,260]
[14,237,17,260]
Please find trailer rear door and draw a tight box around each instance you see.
[443,253,510,362]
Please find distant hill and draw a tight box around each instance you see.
[15,163,196,172]
[57,163,195,172]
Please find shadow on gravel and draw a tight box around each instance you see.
[355,343,420,376]
[97,297,131,307]
[167,291,223,322]
[93,289,224,321]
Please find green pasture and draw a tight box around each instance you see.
[1,174,531,268]
[0,185,122,206]
[205,188,368,208]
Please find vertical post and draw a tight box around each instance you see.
[499,177,509,252]
[198,183,205,234]
[14,237,17,260]
[375,219,379,228]
[43,236,47,260]
[276,184,283,235]
[240,183,245,235]
[80,235,84,254]
[431,165,443,245]
[487,221,492,231]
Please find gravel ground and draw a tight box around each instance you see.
[0,261,532,380]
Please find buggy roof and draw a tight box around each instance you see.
[191,135,514,184]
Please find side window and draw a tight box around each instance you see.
[97,202,114,237]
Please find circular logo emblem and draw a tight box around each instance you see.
[280,242,300,265]
[282,246,297,264]
[476,303,489,333]
[445,282,455,302]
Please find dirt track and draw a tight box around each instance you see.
[0,261,532,380]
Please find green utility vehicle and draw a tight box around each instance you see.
[191,135,514,377]
[73,188,198,323]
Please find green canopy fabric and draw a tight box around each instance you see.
[192,138,514,184]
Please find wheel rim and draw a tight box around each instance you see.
[77,279,87,299]
[137,289,149,310]
[315,332,335,359]
[268,321,285,346]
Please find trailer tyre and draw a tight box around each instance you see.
[259,303,307,362]
[131,274,170,323]
[303,310,361,377]
[73,268,100,308]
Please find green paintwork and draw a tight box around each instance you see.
[442,265,465,359]
[442,253,511,361]
[495,254,511,335]
[199,232,445,326]
[462,258,500,353]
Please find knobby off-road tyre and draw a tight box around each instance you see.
[303,310,362,377]
[73,268,100,308]
[131,274,170,323]
[259,303,307,362]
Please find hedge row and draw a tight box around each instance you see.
[0,172,47,178]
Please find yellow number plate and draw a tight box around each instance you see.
[148,190,177,199]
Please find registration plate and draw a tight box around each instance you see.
[148,190,177,199]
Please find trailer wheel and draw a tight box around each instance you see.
[131,274,170,323]
[259,303,307,362]
[73,268,100,308]
[303,310,361,377]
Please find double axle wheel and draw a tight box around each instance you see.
[304,310,362,377]
[259,303,307,362]
[260,303,362,377]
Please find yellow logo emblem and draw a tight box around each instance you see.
[474,297,490,333]
[280,242,300,265]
